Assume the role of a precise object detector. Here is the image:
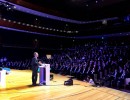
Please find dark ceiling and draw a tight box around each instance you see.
[1,0,130,49]
[21,0,129,21]
[1,0,130,38]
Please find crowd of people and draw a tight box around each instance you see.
[49,41,130,89]
[0,41,130,89]
[0,57,31,70]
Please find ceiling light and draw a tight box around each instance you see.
[18,22,21,24]
[27,24,30,26]
[31,25,34,27]
[34,26,37,28]
[8,20,11,22]
[13,21,16,23]
[67,31,71,33]
[13,6,16,9]
[75,31,78,33]
[22,23,25,25]
[38,26,42,29]
[3,18,6,21]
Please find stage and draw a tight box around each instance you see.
[0,70,130,100]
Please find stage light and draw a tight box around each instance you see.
[13,6,16,9]
[63,30,66,32]
[3,18,6,21]
[60,30,63,32]
[102,20,107,25]
[13,21,16,23]
[49,28,52,30]
[6,4,9,7]
[22,23,25,25]
[27,24,30,26]
[38,26,42,29]
[17,22,21,24]
[34,25,38,28]
[31,25,34,27]
[75,31,78,33]
[8,20,11,22]
[67,31,72,33]
[101,37,104,40]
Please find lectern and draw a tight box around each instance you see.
[0,70,6,87]
[39,64,50,85]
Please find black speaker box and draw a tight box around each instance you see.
[64,78,73,86]
[50,74,53,80]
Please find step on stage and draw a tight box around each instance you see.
[0,70,130,100]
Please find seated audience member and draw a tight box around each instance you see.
[89,77,95,86]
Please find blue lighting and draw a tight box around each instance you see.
[0,26,70,38]
[124,15,130,22]
[0,0,119,24]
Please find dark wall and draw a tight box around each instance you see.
[0,28,74,60]
[0,28,130,60]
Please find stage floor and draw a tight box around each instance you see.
[0,70,130,100]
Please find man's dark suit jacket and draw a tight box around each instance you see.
[31,57,39,71]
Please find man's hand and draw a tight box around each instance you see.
[38,61,42,65]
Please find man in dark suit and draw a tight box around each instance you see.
[31,52,42,86]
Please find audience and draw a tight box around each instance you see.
[49,41,130,89]
[0,40,130,90]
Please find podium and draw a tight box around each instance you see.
[39,64,50,85]
[0,70,6,87]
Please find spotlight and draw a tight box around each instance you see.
[22,23,25,25]
[8,20,11,22]
[102,20,107,25]
[38,26,42,29]
[17,22,21,24]
[13,6,16,9]
[27,24,30,26]
[31,25,34,27]
[13,21,16,23]
[3,18,6,21]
